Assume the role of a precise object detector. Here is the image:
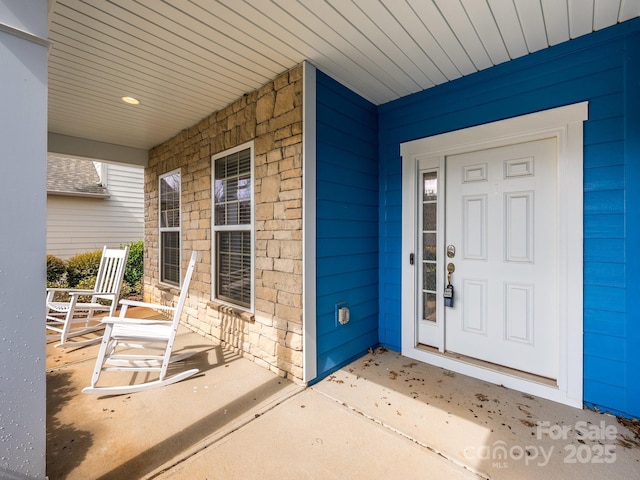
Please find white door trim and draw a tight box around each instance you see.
[302,61,317,383]
[400,102,587,408]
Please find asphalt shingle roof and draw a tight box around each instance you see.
[47,155,108,197]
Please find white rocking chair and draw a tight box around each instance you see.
[82,251,199,395]
[46,245,130,348]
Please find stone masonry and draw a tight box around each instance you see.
[145,65,304,382]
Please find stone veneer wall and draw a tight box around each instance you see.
[144,65,304,381]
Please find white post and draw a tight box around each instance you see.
[0,1,48,478]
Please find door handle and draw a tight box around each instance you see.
[447,262,455,284]
[444,263,455,307]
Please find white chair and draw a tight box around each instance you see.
[82,251,199,395]
[46,245,130,348]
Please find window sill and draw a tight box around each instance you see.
[155,283,181,295]
[207,300,255,322]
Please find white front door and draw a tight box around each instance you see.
[443,138,558,378]
[416,138,558,379]
[401,102,586,407]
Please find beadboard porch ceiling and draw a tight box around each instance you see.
[47,0,639,154]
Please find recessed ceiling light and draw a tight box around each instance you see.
[121,96,140,105]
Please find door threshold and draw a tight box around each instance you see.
[417,344,557,387]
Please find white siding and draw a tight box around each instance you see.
[47,162,144,258]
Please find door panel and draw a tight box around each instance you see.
[444,138,558,379]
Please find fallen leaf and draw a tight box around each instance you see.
[617,438,634,448]
[617,417,640,447]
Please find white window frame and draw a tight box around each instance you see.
[211,141,255,312]
[159,168,181,287]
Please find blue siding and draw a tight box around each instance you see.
[375,19,640,417]
[624,32,640,419]
[315,70,379,379]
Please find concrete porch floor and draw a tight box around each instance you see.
[47,314,640,479]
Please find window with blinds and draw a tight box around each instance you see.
[159,170,181,286]
[212,144,253,309]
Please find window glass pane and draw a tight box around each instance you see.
[423,292,436,322]
[421,171,438,323]
[423,233,436,261]
[215,204,226,224]
[215,159,226,179]
[160,171,181,286]
[161,231,180,285]
[214,148,252,226]
[214,179,225,203]
[216,231,251,307]
[423,203,437,231]
[226,202,239,226]
[160,172,180,228]
[423,172,437,201]
[239,149,251,174]
[227,177,238,201]
[423,262,436,291]
[239,200,251,224]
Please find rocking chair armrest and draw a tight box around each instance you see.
[46,287,95,294]
[46,287,96,302]
[68,290,115,299]
[100,316,173,326]
[118,299,177,312]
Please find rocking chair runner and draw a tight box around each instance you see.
[46,245,130,348]
[82,251,199,395]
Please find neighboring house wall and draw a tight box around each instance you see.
[315,70,379,378]
[376,20,640,418]
[47,158,144,258]
[145,66,304,381]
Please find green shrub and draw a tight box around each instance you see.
[123,240,144,286]
[66,249,102,287]
[46,254,66,283]
[75,276,98,302]
[56,244,143,299]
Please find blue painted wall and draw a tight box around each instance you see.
[313,20,639,418]
[376,19,640,418]
[315,71,379,378]
[623,31,640,420]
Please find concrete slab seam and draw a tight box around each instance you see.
[310,386,490,480]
